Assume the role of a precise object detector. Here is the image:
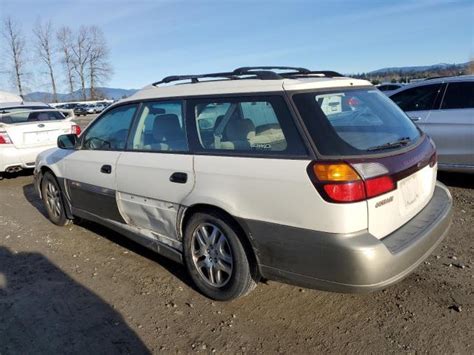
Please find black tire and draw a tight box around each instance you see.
[183,211,257,301]
[41,172,71,226]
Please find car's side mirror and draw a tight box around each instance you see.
[57,134,78,149]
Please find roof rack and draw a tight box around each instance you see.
[233,66,311,74]
[153,72,237,86]
[152,67,344,86]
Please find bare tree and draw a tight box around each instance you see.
[57,26,76,97]
[34,20,58,102]
[71,26,93,100]
[57,25,113,100]
[88,26,112,100]
[1,17,27,97]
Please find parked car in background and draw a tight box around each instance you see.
[56,103,79,110]
[72,103,106,115]
[73,105,89,116]
[390,75,474,173]
[0,108,81,178]
[376,83,405,96]
[94,103,106,113]
[34,66,452,301]
[85,104,97,114]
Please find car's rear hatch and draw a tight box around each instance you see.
[291,85,437,239]
[361,138,437,238]
[0,110,73,149]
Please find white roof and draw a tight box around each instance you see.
[0,91,22,103]
[0,101,49,109]
[122,76,372,103]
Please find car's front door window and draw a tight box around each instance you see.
[82,104,138,150]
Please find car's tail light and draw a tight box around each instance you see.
[323,181,366,202]
[71,124,81,135]
[313,163,360,181]
[0,131,12,144]
[364,175,395,198]
[308,162,396,203]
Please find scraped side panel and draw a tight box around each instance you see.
[117,192,181,246]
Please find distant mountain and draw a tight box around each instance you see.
[24,87,138,103]
[368,62,470,75]
[351,61,472,84]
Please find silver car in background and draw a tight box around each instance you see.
[376,83,405,96]
[390,75,474,173]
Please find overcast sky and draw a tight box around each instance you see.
[0,0,472,93]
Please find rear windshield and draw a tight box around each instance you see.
[293,89,421,156]
[0,110,66,124]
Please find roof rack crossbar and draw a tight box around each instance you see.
[152,67,345,86]
[233,66,311,74]
[233,70,282,80]
[283,70,344,78]
[152,70,283,86]
[153,72,238,86]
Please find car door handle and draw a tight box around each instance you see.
[100,164,112,174]
[170,172,187,184]
[410,116,421,122]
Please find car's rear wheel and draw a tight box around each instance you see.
[183,211,257,301]
[41,172,71,226]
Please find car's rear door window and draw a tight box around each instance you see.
[390,84,443,111]
[440,82,474,109]
[189,96,307,156]
[293,89,421,156]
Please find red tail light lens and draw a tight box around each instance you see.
[365,176,395,198]
[308,162,396,203]
[0,131,12,144]
[323,181,366,202]
[71,125,81,135]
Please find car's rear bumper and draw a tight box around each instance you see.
[0,145,55,172]
[243,182,453,293]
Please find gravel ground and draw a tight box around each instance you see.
[0,120,472,353]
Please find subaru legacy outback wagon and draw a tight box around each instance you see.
[34,67,453,300]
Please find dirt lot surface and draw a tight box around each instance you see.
[0,120,472,353]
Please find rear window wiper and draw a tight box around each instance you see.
[367,137,411,151]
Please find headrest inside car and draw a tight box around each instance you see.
[149,107,166,115]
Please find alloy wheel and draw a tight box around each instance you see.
[45,181,62,217]
[191,223,233,287]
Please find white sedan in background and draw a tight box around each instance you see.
[0,106,81,178]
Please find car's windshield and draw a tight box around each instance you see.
[0,110,66,124]
[293,88,421,156]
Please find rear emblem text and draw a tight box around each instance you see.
[375,196,394,208]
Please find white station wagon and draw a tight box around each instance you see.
[0,105,80,178]
[34,67,453,300]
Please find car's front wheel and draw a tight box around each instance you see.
[41,172,71,226]
[183,211,257,301]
